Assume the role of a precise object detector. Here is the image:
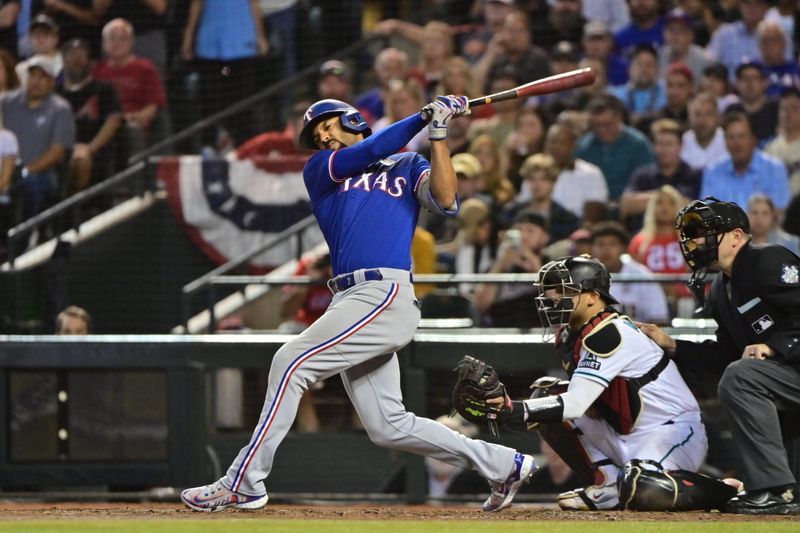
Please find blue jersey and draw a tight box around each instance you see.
[301,112,456,276]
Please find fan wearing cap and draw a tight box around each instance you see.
[640,197,800,514]
[658,8,714,85]
[2,53,74,218]
[483,254,710,511]
[16,14,62,89]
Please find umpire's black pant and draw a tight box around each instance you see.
[718,357,800,491]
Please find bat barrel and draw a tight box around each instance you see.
[468,67,595,108]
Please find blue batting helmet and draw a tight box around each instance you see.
[298,99,371,149]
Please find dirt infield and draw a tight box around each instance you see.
[0,502,795,522]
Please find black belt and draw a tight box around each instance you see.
[629,353,671,389]
[327,269,383,294]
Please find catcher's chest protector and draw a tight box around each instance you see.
[555,311,642,434]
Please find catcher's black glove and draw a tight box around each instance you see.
[451,355,508,437]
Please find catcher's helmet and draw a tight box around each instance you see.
[675,197,749,287]
[535,255,618,328]
[298,99,371,149]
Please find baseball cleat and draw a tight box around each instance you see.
[180,479,268,512]
[482,453,538,512]
[558,483,619,510]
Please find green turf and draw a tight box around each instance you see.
[1,521,798,533]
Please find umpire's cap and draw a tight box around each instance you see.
[298,99,371,150]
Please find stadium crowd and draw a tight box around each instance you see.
[0,0,797,326]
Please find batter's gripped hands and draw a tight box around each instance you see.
[741,343,775,360]
[422,95,470,141]
[636,322,677,354]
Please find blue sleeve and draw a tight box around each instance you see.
[303,151,338,202]
[329,113,427,180]
[768,161,790,209]
[409,153,432,193]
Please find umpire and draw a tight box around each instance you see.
[640,197,800,515]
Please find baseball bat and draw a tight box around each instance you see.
[468,67,596,108]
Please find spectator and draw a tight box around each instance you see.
[468,71,521,150]
[473,210,549,328]
[0,49,19,95]
[545,123,608,221]
[614,0,665,60]
[181,1,269,147]
[259,0,298,79]
[504,106,547,190]
[456,0,515,63]
[699,62,739,111]
[621,119,700,228]
[434,56,492,120]
[677,0,713,47]
[468,133,515,208]
[726,60,779,143]
[544,0,587,49]
[422,152,485,249]
[681,91,728,169]
[636,61,694,133]
[56,38,122,193]
[410,21,454,98]
[582,20,628,86]
[371,79,428,153]
[502,153,579,242]
[55,305,92,334]
[582,0,629,33]
[556,57,610,114]
[765,87,800,195]
[354,47,409,124]
[706,0,771,77]
[102,0,169,76]
[756,20,800,97]
[575,94,655,200]
[590,221,669,324]
[437,197,494,300]
[0,0,19,56]
[610,44,666,122]
[747,194,800,255]
[628,185,692,310]
[316,59,352,102]
[700,112,789,210]
[235,99,310,160]
[472,9,550,94]
[659,8,714,85]
[93,18,166,161]
[538,40,581,115]
[37,0,104,54]
[16,14,61,89]
[0,123,18,258]
[764,0,795,52]
[3,55,75,219]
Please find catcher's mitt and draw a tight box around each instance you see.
[451,355,508,437]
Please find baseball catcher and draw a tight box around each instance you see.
[453,255,739,511]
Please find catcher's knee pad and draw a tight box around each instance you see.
[618,459,738,511]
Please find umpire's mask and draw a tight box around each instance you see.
[675,197,749,288]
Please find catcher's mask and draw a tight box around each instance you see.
[298,99,371,150]
[675,197,749,288]
[535,255,618,330]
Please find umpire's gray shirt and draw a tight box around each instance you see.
[2,88,74,171]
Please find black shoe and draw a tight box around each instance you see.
[726,486,800,515]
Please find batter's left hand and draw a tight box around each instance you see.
[422,95,469,140]
[741,343,774,360]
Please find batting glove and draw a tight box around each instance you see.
[422,95,470,141]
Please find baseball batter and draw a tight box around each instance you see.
[181,96,536,512]
[453,256,730,511]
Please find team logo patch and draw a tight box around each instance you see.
[780,264,799,284]
[752,314,775,334]
[578,356,601,371]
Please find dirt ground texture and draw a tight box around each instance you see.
[0,502,796,522]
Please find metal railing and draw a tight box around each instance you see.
[180,215,319,332]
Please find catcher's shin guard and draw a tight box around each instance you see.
[618,460,738,511]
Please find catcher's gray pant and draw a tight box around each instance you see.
[223,268,518,496]
[718,358,800,491]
